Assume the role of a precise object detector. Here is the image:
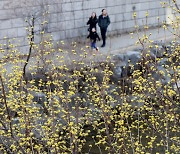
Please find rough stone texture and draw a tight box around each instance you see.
[112,50,142,81]
[0,0,177,45]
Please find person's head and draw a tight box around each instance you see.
[92,27,96,32]
[91,12,96,18]
[102,9,107,16]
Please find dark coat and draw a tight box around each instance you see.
[87,31,100,43]
[98,15,110,29]
[87,17,98,31]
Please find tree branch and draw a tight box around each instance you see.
[23,16,35,81]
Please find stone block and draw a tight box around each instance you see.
[148,16,157,25]
[58,12,74,22]
[0,1,4,10]
[56,3,62,13]
[17,27,27,37]
[74,19,84,28]
[61,2,72,12]
[0,1,12,9]
[107,0,116,7]
[0,29,8,39]
[107,14,115,23]
[77,27,87,36]
[158,7,165,16]
[51,31,65,41]
[48,4,59,14]
[0,9,14,20]
[115,5,125,14]
[59,30,66,40]
[120,5,127,14]
[125,20,135,29]
[125,3,133,12]
[82,1,90,10]
[115,13,124,22]
[116,1,126,5]
[113,22,123,31]
[82,9,92,19]
[57,21,66,31]
[72,1,83,11]
[83,1,99,10]
[138,2,149,11]
[74,10,84,20]
[14,7,23,17]
[65,29,79,38]
[7,28,18,38]
[49,13,58,23]
[98,0,106,8]
[138,10,146,19]
[11,18,24,28]
[48,22,58,32]
[149,1,160,9]
[65,20,74,30]
[0,19,12,30]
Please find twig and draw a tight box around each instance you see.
[23,16,35,81]
[0,75,26,154]
[173,0,180,14]
[0,75,13,138]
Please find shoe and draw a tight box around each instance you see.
[101,44,105,47]
[96,47,99,51]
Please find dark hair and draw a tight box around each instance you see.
[102,9,106,12]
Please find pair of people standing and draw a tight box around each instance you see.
[87,9,110,51]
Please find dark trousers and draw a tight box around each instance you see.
[100,28,107,45]
[91,41,97,49]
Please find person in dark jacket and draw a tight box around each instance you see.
[98,9,110,47]
[87,27,100,51]
[87,12,98,32]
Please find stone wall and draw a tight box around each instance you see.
[0,0,176,47]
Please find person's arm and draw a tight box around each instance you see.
[87,18,91,25]
[98,16,101,27]
[107,15,111,26]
